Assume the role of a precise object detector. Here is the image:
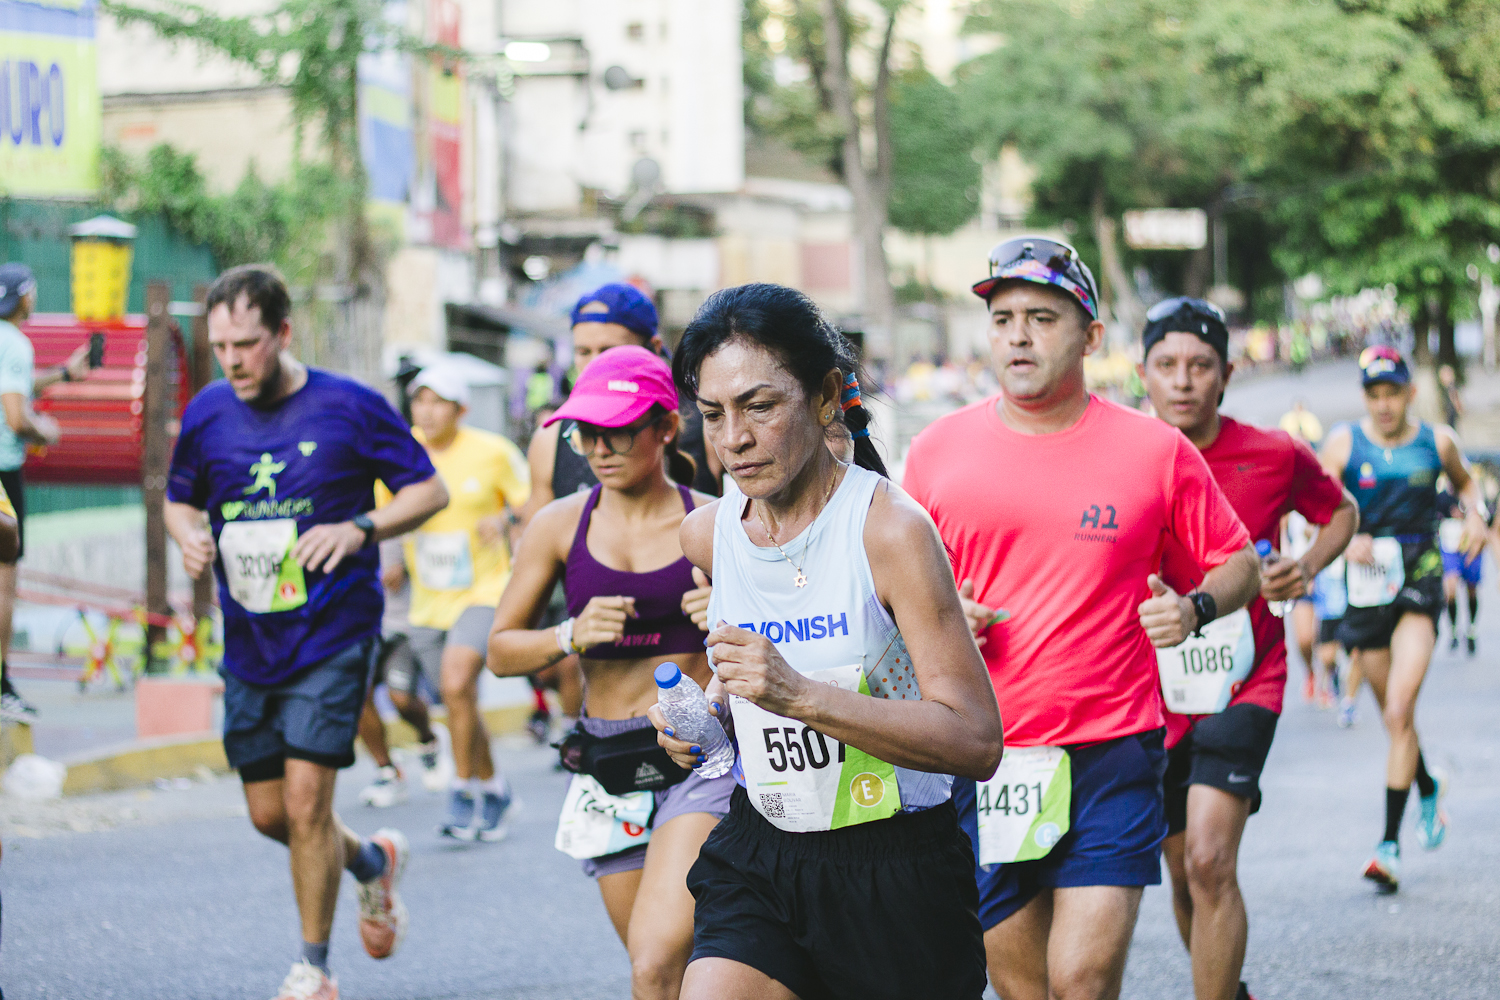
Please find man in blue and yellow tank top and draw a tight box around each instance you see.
[1320,346,1486,893]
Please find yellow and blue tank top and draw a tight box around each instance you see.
[1342,422,1441,540]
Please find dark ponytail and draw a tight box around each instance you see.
[673,283,889,478]
[649,403,698,486]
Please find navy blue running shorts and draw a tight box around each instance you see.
[953,728,1168,930]
[223,636,378,780]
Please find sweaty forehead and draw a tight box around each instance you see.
[987,281,1075,315]
[207,298,271,340]
[1147,330,1220,362]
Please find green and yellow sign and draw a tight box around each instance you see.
[0,0,100,197]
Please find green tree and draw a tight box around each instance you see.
[888,67,979,237]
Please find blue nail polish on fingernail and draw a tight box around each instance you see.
[697,754,707,765]
[689,745,701,755]
[664,727,675,738]
[692,759,702,769]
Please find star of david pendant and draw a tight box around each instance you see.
[794,571,808,588]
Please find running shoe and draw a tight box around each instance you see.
[1466,627,1477,657]
[476,785,513,842]
[1450,633,1460,652]
[415,738,445,793]
[424,723,455,792]
[270,961,338,1000]
[439,787,478,840]
[355,828,409,959]
[1337,698,1358,729]
[1416,770,1450,851]
[1302,673,1316,703]
[527,707,552,744]
[357,765,408,808]
[1362,840,1401,892]
[0,688,39,723]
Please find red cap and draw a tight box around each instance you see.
[543,345,678,428]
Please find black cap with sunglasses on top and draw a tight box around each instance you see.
[1141,297,1230,365]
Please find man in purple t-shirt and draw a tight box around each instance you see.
[165,265,447,1000]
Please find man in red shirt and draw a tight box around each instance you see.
[1141,297,1356,1000]
[904,238,1261,1000]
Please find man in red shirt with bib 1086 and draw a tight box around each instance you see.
[903,239,1262,1000]
[1141,297,1357,1000]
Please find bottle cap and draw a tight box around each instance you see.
[1254,539,1273,558]
[654,663,682,688]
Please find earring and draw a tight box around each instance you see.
[823,408,833,424]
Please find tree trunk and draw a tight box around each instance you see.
[1412,297,1432,367]
[1092,189,1140,337]
[819,0,895,358]
[1436,289,1458,373]
[1183,243,1211,299]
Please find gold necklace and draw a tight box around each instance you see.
[757,465,841,588]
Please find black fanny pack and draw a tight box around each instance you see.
[554,719,690,796]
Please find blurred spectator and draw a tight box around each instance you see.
[1438,364,1463,428]
[1279,400,1324,443]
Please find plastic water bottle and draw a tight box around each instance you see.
[654,663,735,778]
[1255,540,1291,618]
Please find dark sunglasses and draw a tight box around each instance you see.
[566,413,662,458]
[987,237,1100,304]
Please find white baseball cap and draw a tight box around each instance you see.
[410,364,471,407]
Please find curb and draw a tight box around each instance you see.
[37,704,536,797]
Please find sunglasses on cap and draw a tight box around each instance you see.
[985,237,1100,306]
[1146,296,1226,325]
[1359,345,1403,369]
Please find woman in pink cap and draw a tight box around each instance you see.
[487,344,728,1000]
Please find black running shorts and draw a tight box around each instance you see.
[1165,703,1279,836]
[1317,616,1342,644]
[1338,542,1444,652]
[687,786,987,1000]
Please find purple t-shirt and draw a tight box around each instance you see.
[167,369,435,685]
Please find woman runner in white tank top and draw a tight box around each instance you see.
[649,283,1003,1000]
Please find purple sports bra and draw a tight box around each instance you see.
[564,484,704,659]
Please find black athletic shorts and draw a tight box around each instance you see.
[0,467,24,561]
[1317,617,1343,644]
[687,786,987,1000]
[1338,542,1444,652]
[1165,703,1279,836]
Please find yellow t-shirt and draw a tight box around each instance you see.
[379,426,531,630]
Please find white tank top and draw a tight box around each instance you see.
[707,463,952,810]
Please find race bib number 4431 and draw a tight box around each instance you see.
[218,519,307,614]
[732,664,901,833]
[976,746,1071,866]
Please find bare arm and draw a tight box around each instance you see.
[3,392,56,445]
[670,484,1002,781]
[32,345,89,391]
[1139,544,1262,648]
[165,501,216,579]
[1436,425,1488,558]
[517,423,558,530]
[291,474,449,574]
[1263,491,1359,601]
[0,509,18,563]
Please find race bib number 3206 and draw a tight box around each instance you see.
[218,519,308,614]
[732,664,901,833]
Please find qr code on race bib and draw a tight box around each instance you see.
[759,793,785,818]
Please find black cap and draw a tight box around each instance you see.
[1142,297,1229,364]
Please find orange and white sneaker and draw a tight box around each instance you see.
[356,827,409,959]
[271,961,338,1000]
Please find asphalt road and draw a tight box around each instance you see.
[4,359,1498,999]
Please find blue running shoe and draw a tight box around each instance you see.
[476,784,513,842]
[1416,771,1449,850]
[1337,698,1358,729]
[439,788,478,840]
[1362,840,1400,892]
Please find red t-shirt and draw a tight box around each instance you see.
[1158,416,1345,745]
[904,395,1251,748]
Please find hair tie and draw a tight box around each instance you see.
[841,371,863,412]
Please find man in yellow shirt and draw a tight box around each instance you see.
[0,478,23,722]
[380,365,529,840]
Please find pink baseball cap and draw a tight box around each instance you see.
[543,345,678,428]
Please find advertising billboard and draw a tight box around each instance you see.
[0,0,100,197]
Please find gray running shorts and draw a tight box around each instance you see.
[386,605,495,697]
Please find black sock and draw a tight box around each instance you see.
[0,658,14,696]
[1467,592,1478,629]
[1414,752,1436,798]
[1384,786,1410,843]
[1447,598,1458,631]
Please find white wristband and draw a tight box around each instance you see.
[555,617,576,656]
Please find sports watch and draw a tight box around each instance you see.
[1188,591,1218,636]
[352,513,377,547]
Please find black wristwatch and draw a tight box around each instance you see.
[352,513,376,548]
[1189,591,1218,636]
